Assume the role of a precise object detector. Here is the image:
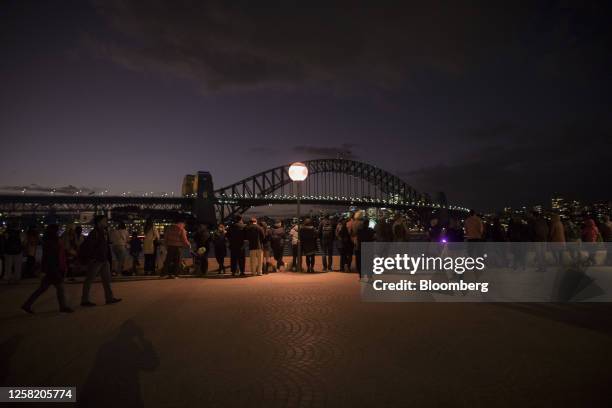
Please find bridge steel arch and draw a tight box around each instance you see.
[214,158,434,222]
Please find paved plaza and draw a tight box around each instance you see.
[2,269,612,407]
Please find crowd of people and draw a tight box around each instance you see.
[1,208,611,313]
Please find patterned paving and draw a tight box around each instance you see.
[1,272,612,407]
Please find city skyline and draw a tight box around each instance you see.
[1,1,611,211]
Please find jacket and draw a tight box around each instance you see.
[245,223,265,250]
[164,225,190,248]
[143,228,160,254]
[299,226,317,255]
[227,222,246,251]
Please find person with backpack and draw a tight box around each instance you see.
[269,221,286,272]
[22,224,74,314]
[318,215,336,272]
[212,224,228,274]
[80,215,122,306]
[3,224,24,283]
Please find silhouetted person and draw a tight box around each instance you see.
[427,218,443,242]
[549,214,566,265]
[129,231,142,275]
[444,218,464,242]
[508,216,527,270]
[528,211,549,271]
[3,224,23,283]
[22,224,73,313]
[194,224,211,275]
[289,223,299,271]
[581,218,600,265]
[163,218,191,278]
[227,215,246,276]
[213,224,228,273]
[143,219,160,275]
[355,217,375,279]
[23,226,39,278]
[299,218,317,273]
[318,215,335,271]
[79,320,159,408]
[336,218,353,272]
[270,221,285,271]
[245,217,265,275]
[80,215,121,306]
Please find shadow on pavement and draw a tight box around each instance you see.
[78,320,159,408]
[0,334,23,384]
[497,303,612,337]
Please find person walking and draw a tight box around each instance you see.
[22,224,74,314]
[163,218,191,278]
[318,215,335,272]
[270,221,285,272]
[194,224,211,275]
[245,217,265,276]
[227,216,246,276]
[289,222,299,271]
[129,231,142,275]
[80,215,121,306]
[110,222,129,276]
[549,214,566,265]
[299,218,317,273]
[3,224,24,283]
[143,219,160,275]
[213,224,228,274]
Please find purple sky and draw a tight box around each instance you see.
[1,1,611,210]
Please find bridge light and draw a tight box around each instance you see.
[288,162,308,181]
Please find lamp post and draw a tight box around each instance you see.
[288,162,308,272]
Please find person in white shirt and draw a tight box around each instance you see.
[109,222,129,275]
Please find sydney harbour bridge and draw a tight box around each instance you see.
[0,159,468,223]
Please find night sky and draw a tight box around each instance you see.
[1,1,610,210]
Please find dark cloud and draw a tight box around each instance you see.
[86,1,540,92]
[0,184,97,194]
[293,143,358,159]
[402,119,612,210]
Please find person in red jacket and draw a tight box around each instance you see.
[22,224,74,314]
